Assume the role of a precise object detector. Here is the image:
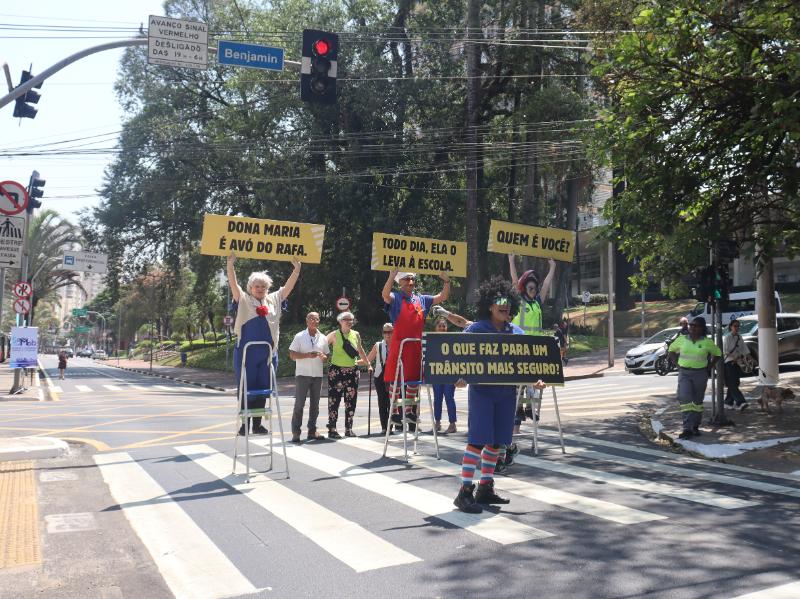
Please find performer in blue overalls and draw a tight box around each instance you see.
[227,252,301,435]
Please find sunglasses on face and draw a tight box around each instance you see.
[493,296,509,306]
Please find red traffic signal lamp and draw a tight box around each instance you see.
[13,70,42,120]
[301,29,338,104]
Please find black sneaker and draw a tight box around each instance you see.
[505,443,520,466]
[390,412,402,424]
[495,459,508,475]
[678,430,694,440]
[238,424,247,436]
[405,411,418,423]
[738,403,748,412]
[724,401,734,408]
[453,484,483,514]
[345,430,357,438]
[328,430,342,440]
[252,424,269,435]
[692,428,702,436]
[291,436,302,444]
[475,480,511,505]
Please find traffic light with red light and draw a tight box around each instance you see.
[13,70,42,119]
[26,170,45,214]
[301,29,338,104]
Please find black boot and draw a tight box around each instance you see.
[475,480,511,505]
[453,484,483,514]
[251,417,269,435]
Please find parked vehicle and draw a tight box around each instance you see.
[732,313,800,374]
[93,350,107,359]
[688,291,782,326]
[77,348,93,357]
[625,327,683,374]
[58,347,74,358]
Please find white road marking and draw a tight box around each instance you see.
[94,452,259,599]
[344,437,667,525]
[177,444,420,572]
[253,440,554,545]
[103,385,123,391]
[76,385,92,392]
[732,580,800,599]
[45,512,98,533]
[428,436,758,510]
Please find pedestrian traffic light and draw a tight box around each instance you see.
[301,29,338,104]
[13,70,42,119]
[26,171,45,213]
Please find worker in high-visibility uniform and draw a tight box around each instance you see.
[668,316,721,439]
[508,254,556,435]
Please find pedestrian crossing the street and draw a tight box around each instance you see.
[91,431,800,598]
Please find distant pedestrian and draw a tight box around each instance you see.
[365,322,394,434]
[57,350,68,380]
[431,318,457,434]
[723,319,748,411]
[326,311,371,439]
[227,252,301,436]
[668,316,721,439]
[289,312,329,443]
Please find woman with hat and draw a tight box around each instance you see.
[667,316,722,439]
[381,269,450,425]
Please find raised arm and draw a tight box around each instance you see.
[539,258,556,302]
[382,269,397,305]
[280,259,302,299]
[432,272,451,305]
[508,254,519,287]
[431,305,472,329]
[227,252,241,303]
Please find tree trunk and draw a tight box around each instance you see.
[465,0,481,304]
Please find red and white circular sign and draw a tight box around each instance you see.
[0,181,28,216]
[223,315,233,327]
[336,296,351,311]
[13,281,32,298]
[13,297,31,314]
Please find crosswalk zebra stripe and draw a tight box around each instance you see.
[49,385,63,393]
[567,448,800,499]
[428,436,759,510]
[76,385,92,392]
[103,385,123,391]
[176,445,421,572]
[155,385,175,391]
[94,452,259,599]
[253,440,554,545]
[535,429,800,482]
[344,437,667,525]
[731,580,800,599]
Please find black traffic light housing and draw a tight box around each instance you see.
[27,171,45,213]
[301,29,338,104]
[13,70,42,119]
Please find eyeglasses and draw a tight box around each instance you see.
[382,330,393,334]
[492,296,509,306]
[341,318,354,322]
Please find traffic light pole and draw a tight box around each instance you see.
[710,245,734,426]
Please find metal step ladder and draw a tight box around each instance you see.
[382,337,440,462]
[232,341,289,482]
[517,384,566,455]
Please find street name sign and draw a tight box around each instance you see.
[72,308,88,317]
[74,325,91,333]
[217,40,284,71]
[13,281,32,298]
[0,215,24,266]
[0,181,28,216]
[148,15,208,70]
[62,251,108,274]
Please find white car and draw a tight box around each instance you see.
[625,326,683,374]
[92,350,107,359]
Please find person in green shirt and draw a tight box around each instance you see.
[667,317,722,439]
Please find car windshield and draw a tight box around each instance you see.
[643,328,680,345]
[737,320,759,335]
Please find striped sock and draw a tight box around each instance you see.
[497,445,507,462]
[479,445,500,485]
[404,385,418,412]
[461,444,482,485]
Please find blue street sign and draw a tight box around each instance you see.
[217,40,284,71]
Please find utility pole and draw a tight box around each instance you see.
[464,0,481,303]
[607,242,615,367]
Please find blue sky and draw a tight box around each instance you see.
[0,1,166,221]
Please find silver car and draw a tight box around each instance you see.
[734,313,800,370]
[625,326,683,374]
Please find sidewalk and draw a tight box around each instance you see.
[646,370,800,474]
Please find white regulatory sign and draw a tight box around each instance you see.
[582,291,592,304]
[62,251,108,274]
[0,215,25,267]
[148,15,208,70]
[336,297,351,311]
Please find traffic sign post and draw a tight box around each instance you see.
[13,281,32,298]
[0,216,25,267]
[217,41,284,71]
[148,15,208,70]
[336,296,351,312]
[0,181,28,216]
[13,297,31,315]
[223,315,233,327]
[582,291,591,326]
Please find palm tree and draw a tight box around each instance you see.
[26,210,84,324]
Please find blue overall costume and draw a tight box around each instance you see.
[234,313,274,410]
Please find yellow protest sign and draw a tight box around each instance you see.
[487,219,576,262]
[371,232,467,277]
[200,214,325,263]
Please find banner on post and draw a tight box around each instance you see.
[200,214,325,263]
[370,233,467,277]
[422,332,564,385]
[9,326,38,368]
[487,219,576,262]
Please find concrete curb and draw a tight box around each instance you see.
[0,436,69,461]
[104,364,228,392]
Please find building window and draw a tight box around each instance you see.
[577,255,601,279]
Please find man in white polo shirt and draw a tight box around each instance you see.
[289,312,329,443]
